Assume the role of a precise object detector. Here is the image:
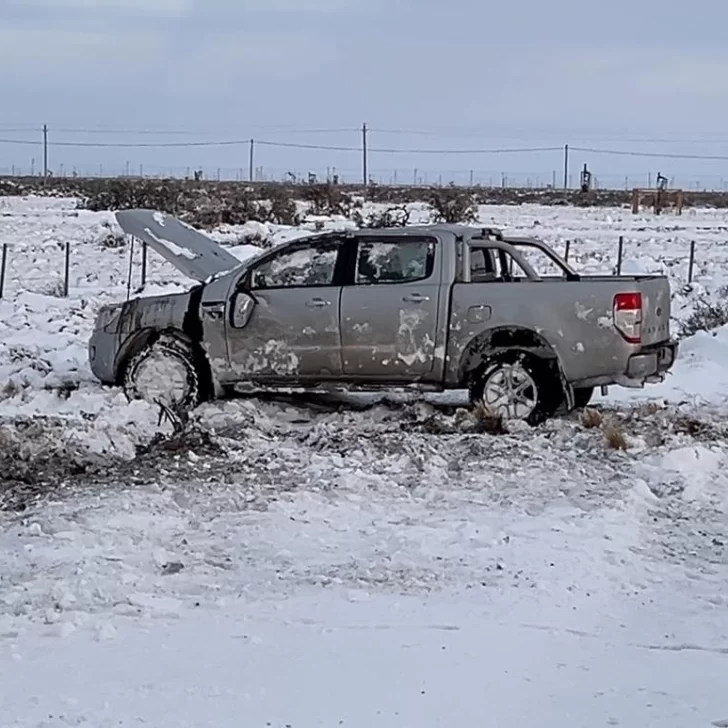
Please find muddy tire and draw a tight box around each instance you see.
[469,350,563,426]
[572,386,594,409]
[123,339,201,410]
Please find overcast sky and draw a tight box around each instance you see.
[2,0,728,188]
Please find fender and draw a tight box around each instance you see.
[458,326,574,409]
[113,327,216,400]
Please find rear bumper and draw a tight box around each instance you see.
[623,340,678,385]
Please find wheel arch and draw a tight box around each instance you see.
[114,327,214,400]
[458,326,573,407]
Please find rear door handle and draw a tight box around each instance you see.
[306,297,330,308]
[402,293,430,303]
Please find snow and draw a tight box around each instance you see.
[1,195,728,727]
[143,226,198,260]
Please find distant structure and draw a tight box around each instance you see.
[632,172,684,215]
[580,163,592,193]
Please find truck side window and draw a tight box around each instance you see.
[250,243,339,289]
[469,247,497,282]
[355,239,435,285]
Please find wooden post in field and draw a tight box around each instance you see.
[63,242,71,297]
[141,242,147,287]
[688,240,696,283]
[616,236,624,275]
[0,244,8,298]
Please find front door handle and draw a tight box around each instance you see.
[306,298,330,308]
[402,293,430,303]
[201,303,225,319]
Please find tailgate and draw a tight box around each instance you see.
[636,277,671,346]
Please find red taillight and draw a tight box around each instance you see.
[613,292,642,344]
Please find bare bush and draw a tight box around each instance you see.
[604,423,629,450]
[301,183,362,218]
[266,186,301,226]
[680,289,728,338]
[580,407,603,429]
[98,221,126,248]
[353,205,411,228]
[471,403,508,435]
[429,184,478,224]
[33,278,65,297]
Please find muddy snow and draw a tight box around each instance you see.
[1,196,727,727]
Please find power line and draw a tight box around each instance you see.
[50,126,360,136]
[258,140,562,154]
[4,133,728,160]
[8,122,728,144]
[0,136,561,154]
[571,146,728,161]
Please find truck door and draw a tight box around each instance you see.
[339,235,441,380]
[226,238,345,380]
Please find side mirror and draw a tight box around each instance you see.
[231,292,255,329]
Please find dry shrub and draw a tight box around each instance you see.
[604,423,629,450]
[429,184,478,224]
[580,407,603,429]
[0,380,21,401]
[33,278,65,297]
[680,288,728,338]
[266,186,301,226]
[637,401,663,417]
[353,205,411,229]
[471,402,508,435]
[301,183,361,217]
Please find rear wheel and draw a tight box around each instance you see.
[123,339,201,410]
[469,350,563,426]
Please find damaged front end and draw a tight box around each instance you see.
[90,209,248,391]
[89,289,202,386]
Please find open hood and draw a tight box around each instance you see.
[115,209,241,282]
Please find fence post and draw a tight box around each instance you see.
[63,242,70,297]
[564,239,571,263]
[0,244,7,299]
[126,236,135,300]
[688,240,696,283]
[141,241,147,287]
[616,235,624,275]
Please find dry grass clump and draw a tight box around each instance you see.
[471,402,508,435]
[603,422,629,450]
[580,407,603,429]
[579,406,629,450]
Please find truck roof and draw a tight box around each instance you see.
[354,223,502,239]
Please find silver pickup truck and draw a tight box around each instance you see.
[88,210,677,424]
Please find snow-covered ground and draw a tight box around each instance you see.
[1,196,728,727]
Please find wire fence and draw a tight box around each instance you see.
[0,236,711,302]
[3,125,728,190]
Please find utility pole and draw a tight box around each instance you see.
[362,122,368,190]
[42,124,48,182]
[249,139,254,182]
[562,144,569,190]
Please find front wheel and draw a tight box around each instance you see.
[469,351,563,426]
[123,339,201,410]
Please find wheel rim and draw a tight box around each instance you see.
[481,363,537,420]
[131,349,192,407]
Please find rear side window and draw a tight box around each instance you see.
[355,238,435,285]
[469,247,496,282]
